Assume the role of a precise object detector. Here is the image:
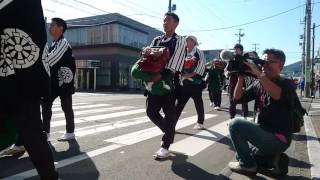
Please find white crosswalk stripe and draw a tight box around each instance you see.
[170,121,229,156]
[52,104,111,112]
[51,108,146,127]
[52,106,133,118]
[52,102,88,107]
[311,103,320,109]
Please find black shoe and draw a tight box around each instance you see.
[272,153,289,177]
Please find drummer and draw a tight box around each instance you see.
[144,12,186,159]
[175,35,206,130]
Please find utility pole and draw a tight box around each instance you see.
[168,0,176,13]
[300,15,306,76]
[235,29,245,44]
[304,0,312,97]
[311,23,315,97]
[252,43,259,52]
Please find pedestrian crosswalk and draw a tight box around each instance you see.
[3,93,319,179]
[8,94,320,179]
[2,97,234,179]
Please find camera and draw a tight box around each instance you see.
[220,49,265,77]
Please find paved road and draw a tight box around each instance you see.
[0,91,318,180]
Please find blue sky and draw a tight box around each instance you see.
[42,0,320,65]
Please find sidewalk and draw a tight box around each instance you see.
[302,97,320,179]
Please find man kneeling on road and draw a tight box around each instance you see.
[228,49,295,175]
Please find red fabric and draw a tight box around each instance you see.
[213,60,226,69]
[183,58,197,69]
[137,47,170,73]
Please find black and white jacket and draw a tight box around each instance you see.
[47,36,76,96]
[187,47,206,76]
[0,0,50,101]
[150,33,186,73]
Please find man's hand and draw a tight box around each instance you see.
[243,61,262,77]
[149,73,162,82]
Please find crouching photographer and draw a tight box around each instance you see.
[228,49,296,176]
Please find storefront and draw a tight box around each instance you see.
[75,60,100,91]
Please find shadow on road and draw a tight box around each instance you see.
[175,129,233,149]
[48,140,100,180]
[169,152,218,180]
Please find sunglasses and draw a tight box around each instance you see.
[264,60,280,65]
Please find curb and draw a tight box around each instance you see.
[304,115,320,179]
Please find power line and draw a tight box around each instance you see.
[48,0,98,15]
[46,0,164,31]
[180,2,320,32]
[123,0,163,16]
[70,0,110,14]
[113,1,163,20]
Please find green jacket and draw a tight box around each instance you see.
[207,67,224,92]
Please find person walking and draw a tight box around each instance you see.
[206,59,224,110]
[175,35,206,130]
[42,17,76,141]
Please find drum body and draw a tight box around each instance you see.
[137,47,170,73]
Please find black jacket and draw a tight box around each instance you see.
[0,0,50,101]
[47,36,76,96]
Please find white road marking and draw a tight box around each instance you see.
[311,103,320,109]
[52,106,133,118]
[73,116,150,137]
[170,121,229,156]
[105,114,217,145]
[51,109,146,127]
[51,104,111,112]
[52,102,88,107]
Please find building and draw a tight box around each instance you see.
[62,13,162,91]
[203,49,223,62]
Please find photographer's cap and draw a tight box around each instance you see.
[234,43,243,51]
[186,35,199,46]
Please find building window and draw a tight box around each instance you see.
[97,60,111,88]
[65,23,148,48]
[119,62,130,88]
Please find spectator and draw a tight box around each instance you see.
[42,17,76,141]
[228,49,295,175]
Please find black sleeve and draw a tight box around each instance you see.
[235,80,260,103]
[193,51,200,61]
[277,79,296,108]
